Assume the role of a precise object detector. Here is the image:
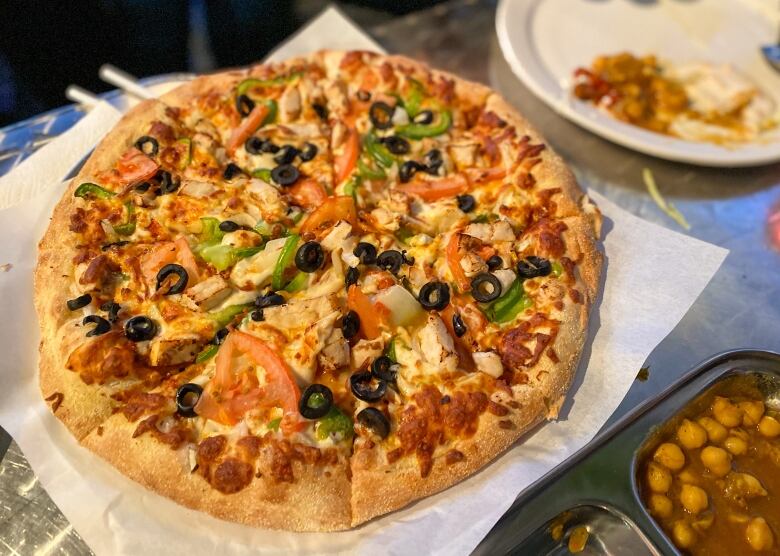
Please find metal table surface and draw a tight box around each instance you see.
[1,1,779,554]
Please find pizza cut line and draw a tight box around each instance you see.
[35,50,602,531]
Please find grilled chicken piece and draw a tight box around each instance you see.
[185,275,231,310]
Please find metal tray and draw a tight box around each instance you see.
[472,349,780,555]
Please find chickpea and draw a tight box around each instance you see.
[692,513,714,532]
[647,461,673,493]
[672,520,697,549]
[712,396,743,427]
[745,517,774,551]
[700,445,731,477]
[677,419,707,449]
[648,494,673,518]
[653,442,685,471]
[758,415,780,438]
[680,484,708,514]
[724,435,748,456]
[738,400,764,426]
[677,468,700,485]
[698,416,728,443]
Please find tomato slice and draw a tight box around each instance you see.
[196,331,301,426]
[300,196,358,234]
[226,103,270,155]
[140,237,201,289]
[446,232,471,292]
[289,178,328,210]
[396,174,469,201]
[333,127,359,185]
[115,147,159,186]
[347,285,383,340]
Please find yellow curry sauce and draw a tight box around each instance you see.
[639,378,780,554]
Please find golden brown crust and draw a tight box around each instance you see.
[35,50,602,530]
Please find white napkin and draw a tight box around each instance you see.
[0,6,729,556]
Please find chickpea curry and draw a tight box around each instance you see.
[638,377,780,554]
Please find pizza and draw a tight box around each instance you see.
[35,50,602,531]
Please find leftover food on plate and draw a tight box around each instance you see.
[639,378,779,553]
[35,50,603,531]
[572,52,778,145]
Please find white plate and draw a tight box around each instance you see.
[496,0,780,167]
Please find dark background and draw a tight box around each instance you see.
[0,0,444,127]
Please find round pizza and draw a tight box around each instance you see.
[35,50,602,531]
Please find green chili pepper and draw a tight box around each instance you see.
[113,202,136,236]
[272,233,300,291]
[74,182,115,199]
[195,343,219,364]
[364,133,394,168]
[267,417,282,431]
[208,303,252,328]
[403,78,425,117]
[357,157,386,180]
[483,279,533,323]
[252,168,272,182]
[236,72,303,96]
[316,406,354,441]
[176,137,192,170]
[552,261,564,277]
[284,271,308,293]
[397,110,452,139]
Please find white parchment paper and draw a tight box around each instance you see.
[0,7,728,556]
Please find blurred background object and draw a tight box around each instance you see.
[0,0,446,127]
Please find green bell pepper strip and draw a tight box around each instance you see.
[208,303,253,328]
[397,110,452,139]
[233,245,264,259]
[195,343,219,364]
[403,78,425,117]
[236,72,303,96]
[385,337,398,363]
[252,168,272,182]
[357,157,386,180]
[364,134,394,168]
[176,138,192,170]
[284,271,308,293]
[394,227,415,244]
[74,182,115,199]
[272,234,300,291]
[483,279,533,324]
[200,243,263,271]
[343,175,361,201]
[552,261,564,277]
[113,202,136,236]
[267,417,282,432]
[198,217,225,244]
[261,99,278,126]
[316,406,354,441]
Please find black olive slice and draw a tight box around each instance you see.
[381,136,410,155]
[67,293,92,311]
[353,242,377,265]
[457,194,476,213]
[312,103,328,121]
[356,90,371,102]
[399,160,424,183]
[219,220,240,232]
[341,310,360,340]
[350,371,387,402]
[251,310,264,321]
[471,273,502,302]
[452,313,467,338]
[401,250,415,266]
[176,383,203,418]
[273,145,299,165]
[83,315,111,337]
[156,263,189,295]
[271,163,300,186]
[371,356,397,382]
[369,101,395,130]
[101,240,130,251]
[156,170,179,195]
[255,292,285,308]
[101,301,121,323]
[299,384,334,419]
[299,142,318,162]
[376,250,404,274]
[134,135,159,156]
[260,139,280,154]
[423,149,443,174]
[245,136,264,155]
[213,327,229,345]
[125,316,158,342]
[345,266,360,289]
[413,110,434,125]
[295,241,325,272]
[486,255,503,271]
[517,256,552,279]
[357,407,390,439]
[418,281,451,311]
[235,94,255,117]
[223,162,243,181]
